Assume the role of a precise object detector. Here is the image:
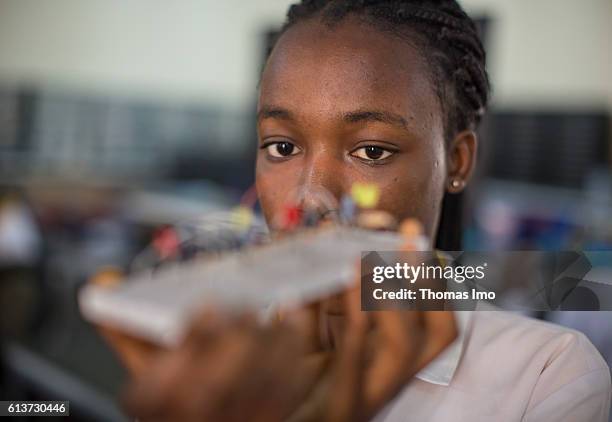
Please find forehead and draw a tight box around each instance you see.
[259,17,442,133]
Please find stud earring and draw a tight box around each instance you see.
[450,178,463,190]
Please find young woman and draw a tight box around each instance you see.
[105,1,611,421]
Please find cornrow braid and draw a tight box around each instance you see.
[277,0,491,140]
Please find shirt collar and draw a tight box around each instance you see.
[415,311,472,386]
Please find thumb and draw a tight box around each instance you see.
[88,267,161,376]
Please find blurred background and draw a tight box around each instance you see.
[0,0,610,420]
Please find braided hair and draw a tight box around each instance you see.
[271,0,491,249]
[278,0,490,141]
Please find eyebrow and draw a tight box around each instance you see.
[342,110,410,131]
[257,106,411,131]
[257,106,294,122]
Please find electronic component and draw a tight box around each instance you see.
[79,225,429,346]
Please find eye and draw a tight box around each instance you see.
[351,146,394,161]
[263,141,301,158]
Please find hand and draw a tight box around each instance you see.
[291,219,457,421]
[98,217,457,421]
[120,285,456,422]
[286,284,457,422]
[122,309,325,422]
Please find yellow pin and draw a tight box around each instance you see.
[351,183,380,209]
[231,206,254,229]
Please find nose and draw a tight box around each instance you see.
[295,149,346,216]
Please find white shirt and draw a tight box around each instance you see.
[373,307,611,422]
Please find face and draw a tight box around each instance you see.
[256,16,476,244]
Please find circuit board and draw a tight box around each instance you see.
[79,226,427,346]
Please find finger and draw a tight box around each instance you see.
[184,319,262,418]
[208,318,313,422]
[363,310,425,413]
[233,325,312,422]
[285,282,368,422]
[414,310,457,370]
[98,324,159,377]
[279,300,327,354]
[88,269,162,376]
[186,307,229,345]
[325,282,369,422]
[281,304,318,344]
[126,316,262,421]
[398,218,424,250]
[123,342,196,420]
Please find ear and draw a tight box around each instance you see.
[446,130,478,193]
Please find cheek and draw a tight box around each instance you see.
[372,147,446,238]
[255,158,301,226]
